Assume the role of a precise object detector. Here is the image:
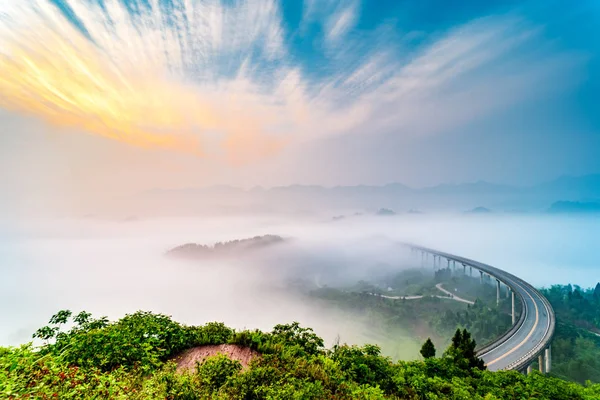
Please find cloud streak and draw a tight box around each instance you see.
[0,0,582,165]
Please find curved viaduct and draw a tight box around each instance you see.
[407,244,555,373]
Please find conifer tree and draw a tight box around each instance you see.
[420,338,436,359]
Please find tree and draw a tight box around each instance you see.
[459,329,485,370]
[445,328,485,371]
[420,338,436,359]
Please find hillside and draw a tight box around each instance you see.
[166,235,286,259]
[539,284,600,383]
[2,311,600,399]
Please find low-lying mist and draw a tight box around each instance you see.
[1,212,599,353]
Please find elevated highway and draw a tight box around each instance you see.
[407,244,555,373]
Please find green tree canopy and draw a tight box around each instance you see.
[445,328,486,371]
[420,337,436,358]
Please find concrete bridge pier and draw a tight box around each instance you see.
[463,263,466,275]
[470,266,472,277]
[511,291,516,324]
[524,347,551,375]
[496,279,501,306]
[447,258,451,270]
[479,270,483,284]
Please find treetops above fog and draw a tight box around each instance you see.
[166,234,286,259]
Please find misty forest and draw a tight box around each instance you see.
[3,0,600,399]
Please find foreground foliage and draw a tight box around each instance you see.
[2,311,600,399]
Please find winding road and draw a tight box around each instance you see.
[434,283,474,304]
[366,283,474,305]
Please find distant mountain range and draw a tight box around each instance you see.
[548,201,600,214]
[125,174,600,216]
[466,207,492,214]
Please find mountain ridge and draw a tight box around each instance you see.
[129,174,600,216]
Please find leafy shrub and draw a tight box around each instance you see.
[34,310,234,373]
[196,354,242,391]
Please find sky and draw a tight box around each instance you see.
[0,0,599,211]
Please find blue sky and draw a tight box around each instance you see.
[0,0,599,208]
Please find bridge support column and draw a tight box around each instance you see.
[545,346,551,373]
[470,266,472,277]
[506,286,510,298]
[496,279,500,306]
[511,291,516,324]
[447,258,451,270]
[463,264,466,275]
[479,270,483,284]
[527,364,533,374]
[538,354,545,373]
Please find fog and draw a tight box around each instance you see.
[2,213,599,351]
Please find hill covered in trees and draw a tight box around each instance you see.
[166,235,286,259]
[2,310,599,399]
[539,284,600,383]
[311,268,515,354]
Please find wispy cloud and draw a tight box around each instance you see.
[0,0,583,166]
[325,1,358,44]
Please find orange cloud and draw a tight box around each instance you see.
[0,15,285,162]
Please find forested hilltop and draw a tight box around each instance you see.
[166,235,285,259]
[2,311,600,399]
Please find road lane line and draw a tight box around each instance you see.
[476,281,528,359]
[485,285,539,366]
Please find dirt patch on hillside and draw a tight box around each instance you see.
[172,344,259,373]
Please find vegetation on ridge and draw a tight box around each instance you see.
[539,284,600,384]
[2,310,600,399]
[166,235,285,259]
